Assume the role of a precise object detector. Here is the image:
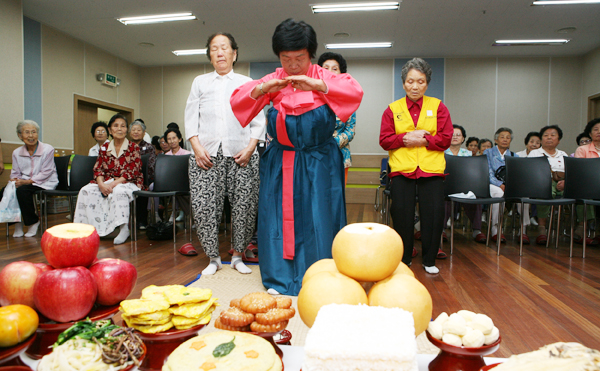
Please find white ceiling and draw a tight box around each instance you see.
[22,0,600,67]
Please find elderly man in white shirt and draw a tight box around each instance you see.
[185,32,265,276]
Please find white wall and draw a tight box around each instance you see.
[0,0,24,144]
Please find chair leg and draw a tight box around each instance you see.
[450,201,455,255]
[42,193,48,232]
[546,205,554,249]
[172,196,177,243]
[519,202,525,256]
[583,204,588,259]
[486,204,493,247]
[497,202,504,256]
[133,196,138,242]
[555,205,562,250]
[569,203,575,258]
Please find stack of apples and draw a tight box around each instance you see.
[298,223,433,336]
[0,223,137,323]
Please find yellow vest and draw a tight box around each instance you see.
[388,96,445,174]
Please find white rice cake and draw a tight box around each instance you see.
[302,303,418,371]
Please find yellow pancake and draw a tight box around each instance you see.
[173,314,212,330]
[141,284,185,300]
[164,286,212,305]
[120,298,170,315]
[123,313,172,326]
[129,320,174,334]
[169,298,218,318]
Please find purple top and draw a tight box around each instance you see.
[11,141,58,190]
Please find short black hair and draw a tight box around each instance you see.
[478,138,492,149]
[317,52,347,73]
[539,125,563,140]
[91,121,108,138]
[453,124,466,142]
[524,131,541,146]
[108,114,128,127]
[164,128,182,141]
[584,118,600,138]
[151,135,161,151]
[167,122,179,130]
[272,18,318,58]
[135,118,145,124]
[576,132,591,146]
[206,33,239,65]
[466,136,479,146]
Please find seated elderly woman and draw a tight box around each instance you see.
[485,127,530,244]
[466,136,479,157]
[164,127,191,222]
[573,118,600,245]
[129,119,156,229]
[88,121,110,156]
[515,131,541,158]
[74,114,143,245]
[477,138,493,156]
[571,132,592,157]
[0,120,58,237]
[527,125,568,245]
[444,125,484,244]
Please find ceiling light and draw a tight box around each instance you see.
[172,49,207,56]
[118,13,196,25]
[533,0,600,4]
[311,2,400,13]
[493,39,570,46]
[325,42,392,49]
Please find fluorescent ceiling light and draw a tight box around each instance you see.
[326,42,392,49]
[533,0,600,4]
[172,49,207,56]
[118,13,196,25]
[311,2,400,13]
[493,39,570,46]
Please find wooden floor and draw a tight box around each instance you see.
[2,204,600,358]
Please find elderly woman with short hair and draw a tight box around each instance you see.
[74,114,143,245]
[129,119,156,229]
[230,19,363,294]
[89,121,110,156]
[0,120,58,237]
[379,58,453,275]
[527,125,568,245]
[516,131,541,158]
[485,127,530,243]
[478,138,493,156]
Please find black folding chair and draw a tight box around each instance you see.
[563,157,600,258]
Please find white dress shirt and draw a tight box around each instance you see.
[528,147,568,172]
[184,70,266,157]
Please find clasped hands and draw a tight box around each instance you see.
[258,76,327,96]
[403,129,430,147]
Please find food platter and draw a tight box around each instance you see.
[25,304,119,359]
[120,321,206,371]
[426,330,502,371]
[0,333,36,367]
[480,364,501,370]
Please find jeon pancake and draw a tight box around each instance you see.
[120,298,170,315]
[164,286,212,305]
[141,284,185,300]
[169,298,218,318]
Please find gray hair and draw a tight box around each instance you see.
[401,58,432,84]
[494,127,513,141]
[17,120,40,135]
[129,120,146,133]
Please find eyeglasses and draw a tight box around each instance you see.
[452,133,463,137]
[96,130,107,134]
[580,139,591,145]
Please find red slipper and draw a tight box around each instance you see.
[436,249,447,259]
[242,252,259,263]
[178,243,197,256]
[474,233,487,243]
[536,234,547,245]
[228,248,234,255]
[414,231,421,240]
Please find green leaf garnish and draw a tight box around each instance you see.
[213,337,236,358]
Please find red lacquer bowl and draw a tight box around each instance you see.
[25,304,120,359]
[126,322,206,371]
[426,330,502,371]
[0,334,36,367]
[480,363,501,370]
[0,367,32,371]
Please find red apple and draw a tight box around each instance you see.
[0,261,42,309]
[89,259,137,306]
[34,263,53,273]
[41,223,100,268]
[33,266,97,322]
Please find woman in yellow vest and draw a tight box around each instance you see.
[379,58,453,274]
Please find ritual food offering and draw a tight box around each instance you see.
[0,304,39,347]
[120,285,217,333]
[492,342,600,370]
[427,310,499,347]
[37,319,145,371]
[215,292,295,333]
[303,304,418,371]
[162,330,282,371]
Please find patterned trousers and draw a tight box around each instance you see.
[188,147,260,258]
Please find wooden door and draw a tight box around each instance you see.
[588,93,600,122]
[73,95,134,155]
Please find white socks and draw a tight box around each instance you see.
[472,229,481,238]
[423,265,440,274]
[155,212,162,222]
[231,257,252,274]
[267,288,280,295]
[24,221,40,237]
[202,257,222,275]
[114,224,130,245]
[13,222,24,237]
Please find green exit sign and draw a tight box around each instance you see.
[102,73,117,87]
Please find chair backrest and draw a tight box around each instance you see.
[140,153,151,187]
[563,157,600,200]
[379,157,389,186]
[154,155,190,193]
[53,156,71,191]
[69,155,98,191]
[504,156,552,199]
[443,154,491,198]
